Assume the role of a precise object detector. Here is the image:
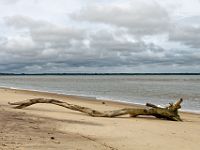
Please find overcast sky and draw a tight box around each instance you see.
[0,0,200,73]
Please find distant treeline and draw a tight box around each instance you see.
[0,73,200,76]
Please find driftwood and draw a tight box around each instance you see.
[9,98,183,121]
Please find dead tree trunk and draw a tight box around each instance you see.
[9,98,183,121]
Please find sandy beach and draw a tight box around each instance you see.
[0,87,200,150]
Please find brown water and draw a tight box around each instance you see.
[0,75,200,112]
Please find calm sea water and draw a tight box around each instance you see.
[0,75,200,112]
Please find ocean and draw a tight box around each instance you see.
[0,75,200,112]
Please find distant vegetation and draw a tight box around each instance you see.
[0,73,200,76]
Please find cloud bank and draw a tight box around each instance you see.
[0,0,200,73]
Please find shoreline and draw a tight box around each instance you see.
[0,86,147,108]
[0,86,200,114]
[1,87,200,150]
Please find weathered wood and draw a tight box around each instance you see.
[146,103,159,108]
[9,98,183,121]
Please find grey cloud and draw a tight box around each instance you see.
[31,27,85,45]
[4,15,51,29]
[71,1,170,36]
[1,14,200,73]
[5,15,85,47]
[169,26,200,48]
[71,1,200,51]
[168,16,200,48]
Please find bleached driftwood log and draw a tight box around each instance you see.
[9,98,183,121]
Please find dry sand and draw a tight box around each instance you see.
[0,87,200,150]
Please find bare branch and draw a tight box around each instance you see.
[9,98,183,121]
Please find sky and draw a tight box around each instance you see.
[0,0,200,73]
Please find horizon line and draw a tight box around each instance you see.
[0,73,200,75]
